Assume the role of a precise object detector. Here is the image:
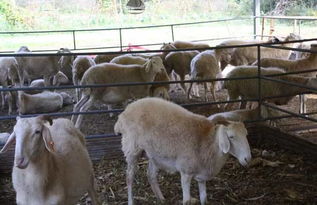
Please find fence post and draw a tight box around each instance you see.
[257,45,262,119]
[72,31,76,50]
[119,28,123,51]
[253,0,260,39]
[171,25,175,41]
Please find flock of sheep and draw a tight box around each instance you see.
[0,33,317,204]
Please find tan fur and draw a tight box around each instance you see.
[253,44,317,77]
[224,66,316,106]
[229,34,300,66]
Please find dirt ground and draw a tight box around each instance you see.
[0,85,317,204]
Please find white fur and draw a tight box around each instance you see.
[115,97,251,205]
[0,116,100,205]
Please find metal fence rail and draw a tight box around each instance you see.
[0,17,252,53]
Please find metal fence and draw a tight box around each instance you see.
[0,17,253,53]
[1,37,317,143]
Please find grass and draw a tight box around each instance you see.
[0,18,316,53]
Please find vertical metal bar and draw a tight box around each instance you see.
[72,31,76,50]
[171,25,175,41]
[298,20,301,35]
[119,28,123,51]
[293,19,297,34]
[257,45,262,119]
[253,0,260,39]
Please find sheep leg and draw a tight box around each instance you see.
[197,180,207,205]
[299,94,307,114]
[75,98,94,128]
[73,74,80,102]
[71,94,90,125]
[203,82,208,102]
[126,152,142,205]
[147,160,165,202]
[239,97,247,109]
[88,175,100,205]
[210,82,220,109]
[180,75,187,94]
[181,172,193,205]
[187,82,193,100]
[107,105,114,117]
[193,83,200,97]
[1,91,5,109]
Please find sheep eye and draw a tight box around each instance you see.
[35,130,41,134]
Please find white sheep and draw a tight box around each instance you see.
[187,49,224,102]
[0,115,100,205]
[224,66,317,109]
[71,56,165,128]
[18,91,74,114]
[72,56,96,101]
[114,97,251,205]
[229,33,300,66]
[15,46,61,86]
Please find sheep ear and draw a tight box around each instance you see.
[0,132,16,153]
[42,125,55,153]
[219,129,230,154]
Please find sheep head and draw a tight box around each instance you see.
[0,115,54,169]
[216,121,251,167]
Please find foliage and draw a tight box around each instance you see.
[0,0,316,31]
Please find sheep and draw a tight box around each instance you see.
[110,54,149,65]
[252,44,317,113]
[224,66,317,109]
[58,48,75,80]
[110,54,171,100]
[0,57,22,110]
[208,105,281,126]
[229,33,300,66]
[253,44,317,77]
[71,56,165,128]
[217,36,281,69]
[18,91,74,114]
[15,46,61,86]
[72,56,96,101]
[187,49,224,102]
[0,115,100,205]
[164,49,199,93]
[170,40,210,50]
[114,97,251,205]
[0,57,23,86]
[94,54,121,64]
